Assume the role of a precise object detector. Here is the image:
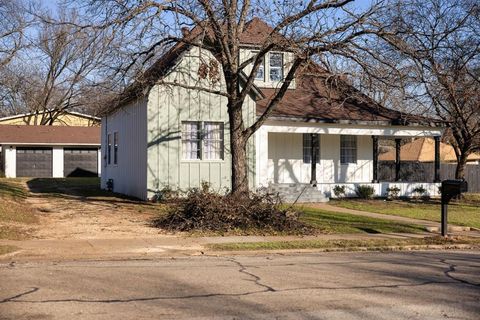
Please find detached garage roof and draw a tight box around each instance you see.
[0,125,100,145]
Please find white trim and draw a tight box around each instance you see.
[262,120,443,137]
[52,147,64,178]
[318,182,441,198]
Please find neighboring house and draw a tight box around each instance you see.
[0,110,100,127]
[100,18,444,201]
[379,137,480,164]
[0,125,101,178]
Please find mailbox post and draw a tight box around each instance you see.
[440,180,468,237]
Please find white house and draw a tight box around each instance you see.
[100,18,444,201]
[0,125,101,178]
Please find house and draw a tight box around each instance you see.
[100,18,444,201]
[379,137,480,164]
[0,110,100,127]
[0,125,101,178]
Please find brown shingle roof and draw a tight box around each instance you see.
[0,125,100,145]
[256,64,440,125]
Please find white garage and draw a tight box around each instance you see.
[0,125,101,178]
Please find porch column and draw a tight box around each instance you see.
[434,136,441,182]
[395,138,401,181]
[310,133,317,186]
[372,135,379,183]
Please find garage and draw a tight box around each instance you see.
[64,148,98,177]
[16,147,53,177]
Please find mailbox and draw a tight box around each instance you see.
[440,179,468,237]
[441,179,468,203]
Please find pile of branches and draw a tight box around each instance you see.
[153,186,312,234]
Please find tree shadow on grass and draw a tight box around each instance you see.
[25,178,150,206]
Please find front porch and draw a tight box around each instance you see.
[255,120,443,200]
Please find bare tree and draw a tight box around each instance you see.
[75,0,392,195]
[0,0,27,69]
[0,9,112,124]
[375,0,480,179]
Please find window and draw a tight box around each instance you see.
[303,134,320,164]
[203,122,224,160]
[340,135,357,164]
[113,132,119,165]
[269,52,283,81]
[182,121,224,160]
[252,51,265,81]
[107,134,112,165]
[182,121,201,160]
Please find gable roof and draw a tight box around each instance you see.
[379,137,480,162]
[104,17,442,127]
[0,125,100,145]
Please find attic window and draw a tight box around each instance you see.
[269,52,283,81]
[252,51,265,81]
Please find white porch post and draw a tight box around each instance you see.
[255,127,269,188]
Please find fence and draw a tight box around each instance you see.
[378,161,480,193]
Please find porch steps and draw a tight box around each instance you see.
[268,183,329,203]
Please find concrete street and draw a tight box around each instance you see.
[1,250,479,319]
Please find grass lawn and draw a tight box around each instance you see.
[329,198,480,229]
[0,179,38,240]
[299,206,425,234]
[208,236,480,251]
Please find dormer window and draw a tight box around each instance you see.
[269,52,283,81]
[252,51,265,81]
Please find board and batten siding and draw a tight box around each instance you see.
[101,98,148,200]
[146,46,257,198]
[266,132,373,184]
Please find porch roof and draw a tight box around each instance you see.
[257,65,443,127]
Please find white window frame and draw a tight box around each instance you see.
[252,51,265,81]
[182,121,202,160]
[340,135,357,164]
[113,132,119,165]
[107,133,112,165]
[182,121,225,161]
[203,122,224,160]
[269,52,284,82]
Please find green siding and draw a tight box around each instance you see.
[147,47,256,196]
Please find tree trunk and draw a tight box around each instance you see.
[455,151,469,179]
[229,103,249,196]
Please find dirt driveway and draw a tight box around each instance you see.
[23,178,166,239]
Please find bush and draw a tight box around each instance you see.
[386,186,400,199]
[333,185,346,198]
[412,186,427,198]
[153,186,312,234]
[355,185,375,199]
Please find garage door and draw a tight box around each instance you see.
[16,148,53,177]
[64,148,98,177]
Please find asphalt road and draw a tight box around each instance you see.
[0,251,479,319]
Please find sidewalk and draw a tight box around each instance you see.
[2,228,479,262]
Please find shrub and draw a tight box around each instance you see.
[355,185,375,199]
[412,186,427,198]
[153,186,312,234]
[386,186,400,199]
[333,185,346,198]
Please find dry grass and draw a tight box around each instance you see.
[0,245,18,256]
[0,179,39,239]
